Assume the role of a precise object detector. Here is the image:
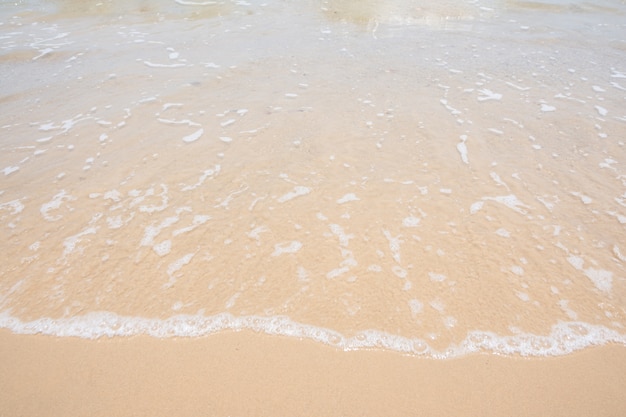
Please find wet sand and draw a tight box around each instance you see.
[1,330,626,416]
[1,0,626,414]
[2,0,625,355]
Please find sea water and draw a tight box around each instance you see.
[0,0,625,357]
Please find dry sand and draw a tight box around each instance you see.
[1,330,625,417]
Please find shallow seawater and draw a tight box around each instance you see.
[1,0,625,357]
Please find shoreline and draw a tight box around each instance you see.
[1,329,625,416]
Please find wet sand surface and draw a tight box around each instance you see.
[1,330,626,417]
[1,0,625,356]
[1,0,626,413]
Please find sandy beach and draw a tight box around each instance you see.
[1,0,625,414]
[2,330,626,416]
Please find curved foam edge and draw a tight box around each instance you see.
[1,311,624,358]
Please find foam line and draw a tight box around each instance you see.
[0,311,624,358]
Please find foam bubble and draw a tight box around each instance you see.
[173,215,211,236]
[571,192,592,205]
[428,272,446,282]
[182,128,204,143]
[567,255,584,270]
[457,136,469,164]
[141,215,180,246]
[336,193,359,204]
[40,190,75,221]
[330,224,353,247]
[181,165,221,192]
[153,240,172,256]
[63,227,98,256]
[392,266,407,278]
[567,255,613,292]
[402,216,420,227]
[277,186,311,203]
[165,253,195,285]
[144,61,186,68]
[477,89,502,101]
[511,266,524,276]
[2,166,19,175]
[409,299,423,315]
[0,199,24,215]
[272,241,302,256]
[584,268,612,293]
[483,195,530,214]
[595,105,608,117]
[495,228,510,238]
[383,230,402,264]
[138,184,169,213]
[327,267,350,279]
[470,201,484,214]
[106,216,123,229]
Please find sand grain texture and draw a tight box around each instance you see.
[1,331,625,417]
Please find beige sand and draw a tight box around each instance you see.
[1,330,625,417]
[2,3,626,415]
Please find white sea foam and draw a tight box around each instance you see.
[336,193,359,204]
[571,192,592,205]
[0,199,24,215]
[330,224,353,247]
[477,89,502,101]
[271,241,302,256]
[106,216,123,229]
[327,266,350,279]
[63,227,98,256]
[158,118,201,127]
[409,299,423,315]
[440,99,461,115]
[3,166,19,175]
[153,240,172,256]
[457,135,469,164]
[490,172,508,189]
[567,255,613,293]
[141,215,180,247]
[277,186,311,203]
[613,245,626,262]
[2,311,622,358]
[181,165,221,191]
[138,184,169,213]
[165,253,195,288]
[428,272,446,282]
[383,229,402,264]
[511,266,524,276]
[40,190,75,221]
[595,105,608,117]
[175,0,217,5]
[144,61,186,68]
[470,201,484,214]
[182,128,204,143]
[392,266,407,278]
[173,215,211,236]
[495,228,510,238]
[402,216,420,227]
[483,195,531,214]
[584,269,613,293]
